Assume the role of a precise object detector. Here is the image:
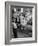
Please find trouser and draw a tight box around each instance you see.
[13,29,17,38]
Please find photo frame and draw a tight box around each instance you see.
[5,1,37,44]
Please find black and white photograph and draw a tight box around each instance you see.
[10,6,32,38]
[5,2,37,44]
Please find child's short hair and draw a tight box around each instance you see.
[19,13,25,17]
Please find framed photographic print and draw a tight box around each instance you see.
[5,1,37,44]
